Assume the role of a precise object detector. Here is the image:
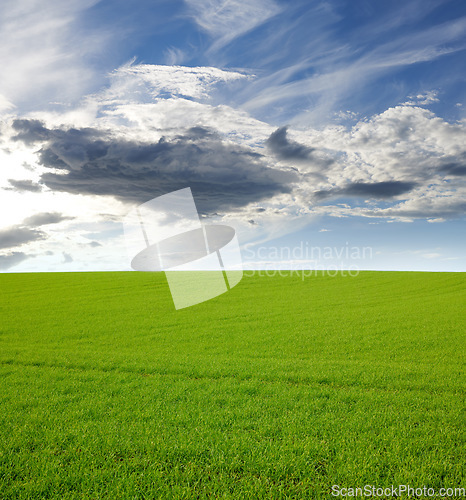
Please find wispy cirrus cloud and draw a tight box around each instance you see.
[237,13,466,125]
[0,0,111,110]
[185,0,282,53]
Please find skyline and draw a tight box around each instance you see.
[0,0,465,272]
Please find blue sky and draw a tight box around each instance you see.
[0,0,465,272]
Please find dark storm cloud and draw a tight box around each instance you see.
[7,179,43,192]
[342,181,417,198]
[436,152,466,177]
[266,126,315,161]
[0,251,30,270]
[0,226,46,250]
[11,119,51,144]
[438,162,466,176]
[315,181,417,200]
[22,212,74,227]
[13,120,298,214]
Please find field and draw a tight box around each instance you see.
[0,271,465,499]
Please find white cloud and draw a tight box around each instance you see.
[422,253,442,259]
[285,104,466,221]
[102,63,250,103]
[403,90,440,106]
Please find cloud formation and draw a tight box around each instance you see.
[13,120,298,214]
[22,212,74,227]
[439,159,466,177]
[316,181,417,200]
[299,104,466,219]
[0,251,30,270]
[7,179,43,192]
[185,0,281,52]
[7,96,466,224]
[1,1,465,273]
[239,13,466,125]
[266,126,315,161]
[0,226,45,250]
[105,63,248,102]
[12,119,51,145]
[0,0,107,109]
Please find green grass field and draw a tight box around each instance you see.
[0,271,464,499]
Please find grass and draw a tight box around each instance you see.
[0,271,464,499]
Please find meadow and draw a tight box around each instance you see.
[0,271,464,499]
